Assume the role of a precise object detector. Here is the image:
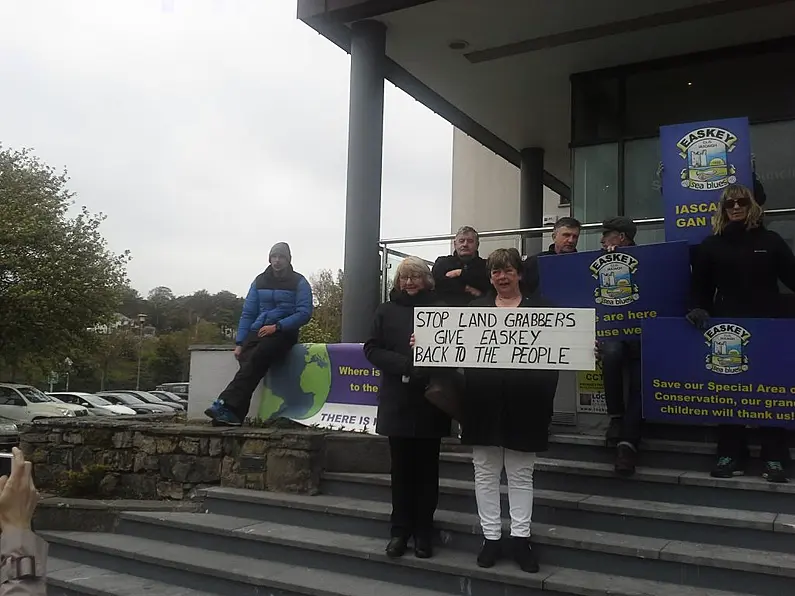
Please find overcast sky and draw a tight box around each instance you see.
[0,0,452,297]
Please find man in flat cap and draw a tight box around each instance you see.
[597,217,642,476]
[205,242,313,426]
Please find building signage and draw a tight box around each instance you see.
[412,307,596,370]
[660,117,753,244]
[537,242,690,341]
[641,317,795,429]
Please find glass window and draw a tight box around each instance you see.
[571,75,621,144]
[573,144,619,251]
[624,138,662,219]
[572,144,619,222]
[750,120,795,211]
[624,46,795,139]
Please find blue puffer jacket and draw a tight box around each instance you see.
[236,266,313,344]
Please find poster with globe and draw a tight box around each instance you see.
[258,343,380,433]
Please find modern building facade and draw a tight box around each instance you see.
[297,0,795,341]
[451,129,570,257]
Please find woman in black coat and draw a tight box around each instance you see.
[363,256,451,560]
[687,183,795,483]
[462,248,559,574]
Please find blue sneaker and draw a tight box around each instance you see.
[204,400,242,426]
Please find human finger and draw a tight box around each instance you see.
[8,448,24,483]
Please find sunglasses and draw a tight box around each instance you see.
[724,197,750,209]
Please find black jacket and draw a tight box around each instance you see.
[521,244,576,295]
[432,253,491,306]
[692,223,795,318]
[460,294,560,453]
[363,290,451,438]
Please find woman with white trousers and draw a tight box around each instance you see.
[461,248,559,573]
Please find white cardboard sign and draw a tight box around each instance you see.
[413,307,596,371]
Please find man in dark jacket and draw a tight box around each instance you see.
[596,217,643,476]
[522,217,581,295]
[205,242,313,426]
[432,226,491,306]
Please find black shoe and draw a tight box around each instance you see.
[386,537,408,558]
[605,418,622,447]
[764,461,789,484]
[477,538,501,568]
[414,535,433,559]
[511,537,540,574]
[615,443,637,477]
[711,456,745,478]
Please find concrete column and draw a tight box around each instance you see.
[519,147,545,256]
[341,21,387,343]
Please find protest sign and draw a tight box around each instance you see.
[642,317,795,429]
[259,343,379,433]
[412,307,596,371]
[660,117,752,244]
[538,241,690,341]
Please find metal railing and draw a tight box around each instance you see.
[378,207,795,302]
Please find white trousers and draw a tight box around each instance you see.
[472,446,536,540]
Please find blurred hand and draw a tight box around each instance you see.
[606,245,617,253]
[594,340,601,362]
[445,269,463,279]
[409,333,416,348]
[685,308,710,330]
[233,345,242,360]
[258,325,277,338]
[0,448,38,531]
[464,285,482,296]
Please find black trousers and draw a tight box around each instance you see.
[717,425,791,463]
[600,340,643,447]
[388,437,442,540]
[219,331,296,419]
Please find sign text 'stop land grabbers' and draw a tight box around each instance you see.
[412,306,596,371]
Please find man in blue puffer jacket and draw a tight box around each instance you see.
[205,242,313,426]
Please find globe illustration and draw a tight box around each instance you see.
[258,344,332,421]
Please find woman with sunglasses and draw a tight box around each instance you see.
[687,184,795,482]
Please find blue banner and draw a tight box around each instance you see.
[642,317,795,429]
[538,242,690,341]
[660,117,752,245]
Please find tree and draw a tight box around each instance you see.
[0,146,130,375]
[299,269,343,344]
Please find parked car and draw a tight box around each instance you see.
[96,392,173,415]
[155,382,189,400]
[49,392,137,416]
[0,383,89,421]
[0,420,19,452]
[149,390,187,406]
[111,390,185,411]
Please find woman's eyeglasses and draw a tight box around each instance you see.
[399,274,423,282]
[724,197,750,209]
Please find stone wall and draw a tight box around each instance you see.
[20,418,324,500]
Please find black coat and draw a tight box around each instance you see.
[692,223,795,318]
[432,253,491,306]
[460,294,560,453]
[363,290,452,438]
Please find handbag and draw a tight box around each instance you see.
[424,371,465,422]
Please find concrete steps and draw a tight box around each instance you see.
[41,432,794,595]
[42,511,750,596]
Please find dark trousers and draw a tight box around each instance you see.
[388,437,442,540]
[717,425,791,463]
[600,340,642,447]
[219,331,296,419]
